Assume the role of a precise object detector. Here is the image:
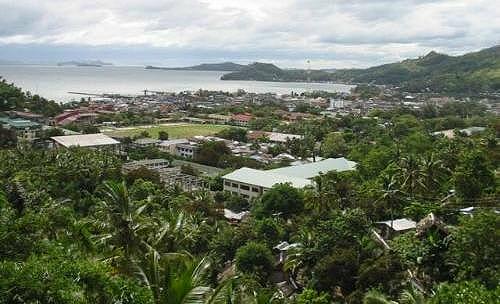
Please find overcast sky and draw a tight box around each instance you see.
[0,0,499,68]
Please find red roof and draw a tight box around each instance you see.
[231,113,253,122]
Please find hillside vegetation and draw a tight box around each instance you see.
[0,77,62,116]
[333,45,500,93]
[221,45,500,93]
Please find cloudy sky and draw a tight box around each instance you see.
[0,0,499,68]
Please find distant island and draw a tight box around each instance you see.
[145,62,245,72]
[57,60,113,67]
[221,45,500,93]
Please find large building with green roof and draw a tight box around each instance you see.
[0,117,42,142]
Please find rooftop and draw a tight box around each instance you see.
[266,157,357,179]
[51,133,120,147]
[223,167,312,189]
[376,218,417,231]
[159,138,190,146]
[133,138,161,144]
[0,117,41,129]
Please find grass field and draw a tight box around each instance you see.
[102,123,231,139]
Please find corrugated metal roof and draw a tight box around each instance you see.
[266,157,357,179]
[223,167,312,189]
[376,218,416,231]
[51,133,119,147]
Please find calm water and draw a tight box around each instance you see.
[0,65,353,103]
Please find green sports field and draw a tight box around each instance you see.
[102,123,231,139]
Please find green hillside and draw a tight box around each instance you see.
[221,46,500,93]
[220,62,333,82]
[0,78,62,117]
[332,45,500,93]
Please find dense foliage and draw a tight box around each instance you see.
[0,77,62,116]
[0,97,498,303]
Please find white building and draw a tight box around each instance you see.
[176,142,199,159]
[222,157,357,200]
[158,138,190,154]
[51,133,120,149]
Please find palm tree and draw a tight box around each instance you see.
[397,155,425,198]
[95,180,150,262]
[146,207,202,254]
[376,174,404,223]
[135,250,213,304]
[363,290,398,304]
[399,287,426,304]
[419,154,449,197]
[206,276,285,304]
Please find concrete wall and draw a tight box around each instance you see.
[222,178,266,200]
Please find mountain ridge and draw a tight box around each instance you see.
[145,62,245,71]
[220,45,500,93]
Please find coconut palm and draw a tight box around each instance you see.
[206,276,285,304]
[376,173,405,223]
[397,155,425,198]
[95,180,150,262]
[135,249,213,304]
[419,154,449,196]
[363,290,398,304]
[146,207,203,254]
[399,287,426,304]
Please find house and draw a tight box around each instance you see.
[8,111,46,123]
[230,113,253,127]
[133,138,161,148]
[207,114,231,124]
[222,157,357,200]
[176,142,199,159]
[432,126,486,139]
[376,218,417,239]
[51,133,120,149]
[158,138,189,154]
[223,209,250,224]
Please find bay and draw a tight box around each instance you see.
[0,65,353,103]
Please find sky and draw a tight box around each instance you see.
[0,0,499,68]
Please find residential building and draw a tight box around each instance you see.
[248,131,302,143]
[207,114,231,124]
[0,117,42,142]
[176,142,199,159]
[158,138,189,154]
[230,113,253,126]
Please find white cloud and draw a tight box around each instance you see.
[0,0,498,68]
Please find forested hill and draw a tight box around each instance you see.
[0,78,62,117]
[221,45,500,93]
[332,45,500,93]
[220,62,333,82]
[146,62,245,71]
